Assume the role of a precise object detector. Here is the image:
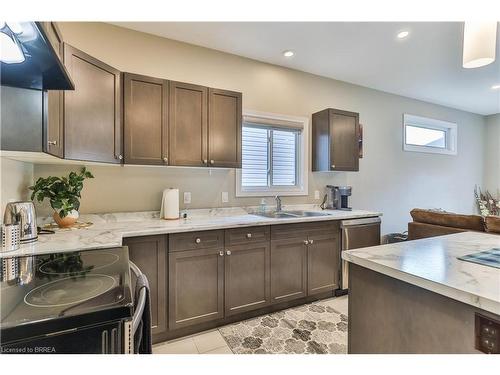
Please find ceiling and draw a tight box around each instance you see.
[112,22,500,115]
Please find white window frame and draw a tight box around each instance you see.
[403,114,458,155]
[236,110,309,197]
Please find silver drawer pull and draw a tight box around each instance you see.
[48,140,57,146]
[309,239,314,244]
[246,233,252,239]
[331,164,336,169]
[210,160,214,164]
[195,238,201,244]
[303,240,309,245]
[219,250,224,257]
[226,250,231,256]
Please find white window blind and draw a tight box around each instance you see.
[241,126,269,187]
[241,124,299,188]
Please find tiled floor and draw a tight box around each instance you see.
[153,295,348,354]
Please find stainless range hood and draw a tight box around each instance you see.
[0,22,74,90]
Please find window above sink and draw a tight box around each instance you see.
[236,110,309,197]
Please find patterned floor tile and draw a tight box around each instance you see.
[218,298,348,354]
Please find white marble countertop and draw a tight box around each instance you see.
[343,232,500,315]
[1,204,380,258]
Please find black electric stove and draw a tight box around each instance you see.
[0,247,134,353]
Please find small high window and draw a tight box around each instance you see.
[403,114,457,155]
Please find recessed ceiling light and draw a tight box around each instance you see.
[492,84,500,90]
[397,31,409,39]
[283,50,294,57]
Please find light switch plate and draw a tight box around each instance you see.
[314,190,320,199]
[221,191,229,203]
[183,192,191,204]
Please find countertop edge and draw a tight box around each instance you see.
[342,251,500,315]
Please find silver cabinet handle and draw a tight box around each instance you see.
[331,164,336,169]
[309,239,314,244]
[48,140,57,146]
[203,159,208,164]
[226,250,231,255]
[303,240,309,245]
[246,233,252,239]
[219,250,224,257]
[195,238,201,244]
[118,155,123,160]
[163,157,168,164]
[210,160,215,164]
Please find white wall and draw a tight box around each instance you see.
[484,113,500,196]
[26,22,487,234]
[0,158,34,220]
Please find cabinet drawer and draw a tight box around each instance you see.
[169,230,224,252]
[225,226,270,246]
[271,221,338,241]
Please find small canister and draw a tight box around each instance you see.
[1,223,21,252]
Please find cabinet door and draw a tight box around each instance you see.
[40,22,64,158]
[124,235,167,340]
[225,242,270,316]
[208,88,242,168]
[43,90,64,157]
[329,109,359,171]
[307,234,339,296]
[270,238,307,303]
[63,44,122,163]
[123,73,168,165]
[169,81,208,167]
[169,248,224,330]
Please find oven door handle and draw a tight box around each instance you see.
[129,261,147,336]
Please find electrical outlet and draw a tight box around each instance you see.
[183,192,191,204]
[314,190,320,199]
[221,191,229,203]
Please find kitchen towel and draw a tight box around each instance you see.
[160,188,179,220]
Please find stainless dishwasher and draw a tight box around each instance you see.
[336,217,381,295]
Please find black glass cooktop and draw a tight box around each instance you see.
[0,247,133,343]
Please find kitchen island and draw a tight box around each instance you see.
[343,232,500,354]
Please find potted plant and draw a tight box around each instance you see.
[29,167,94,228]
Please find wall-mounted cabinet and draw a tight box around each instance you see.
[168,81,208,167]
[312,108,360,172]
[123,76,242,168]
[2,21,243,168]
[123,73,169,165]
[63,44,122,163]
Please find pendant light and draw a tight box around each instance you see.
[463,21,498,68]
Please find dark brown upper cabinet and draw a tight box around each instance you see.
[40,22,64,158]
[63,44,122,163]
[208,88,242,168]
[123,73,169,165]
[168,81,208,167]
[312,108,360,172]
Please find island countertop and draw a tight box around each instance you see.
[343,232,500,315]
[1,205,380,258]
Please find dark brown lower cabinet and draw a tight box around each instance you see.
[307,233,339,295]
[270,238,308,303]
[224,242,271,316]
[123,235,167,341]
[168,248,224,330]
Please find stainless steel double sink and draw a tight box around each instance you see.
[254,210,331,219]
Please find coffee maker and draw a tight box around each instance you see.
[324,186,352,211]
